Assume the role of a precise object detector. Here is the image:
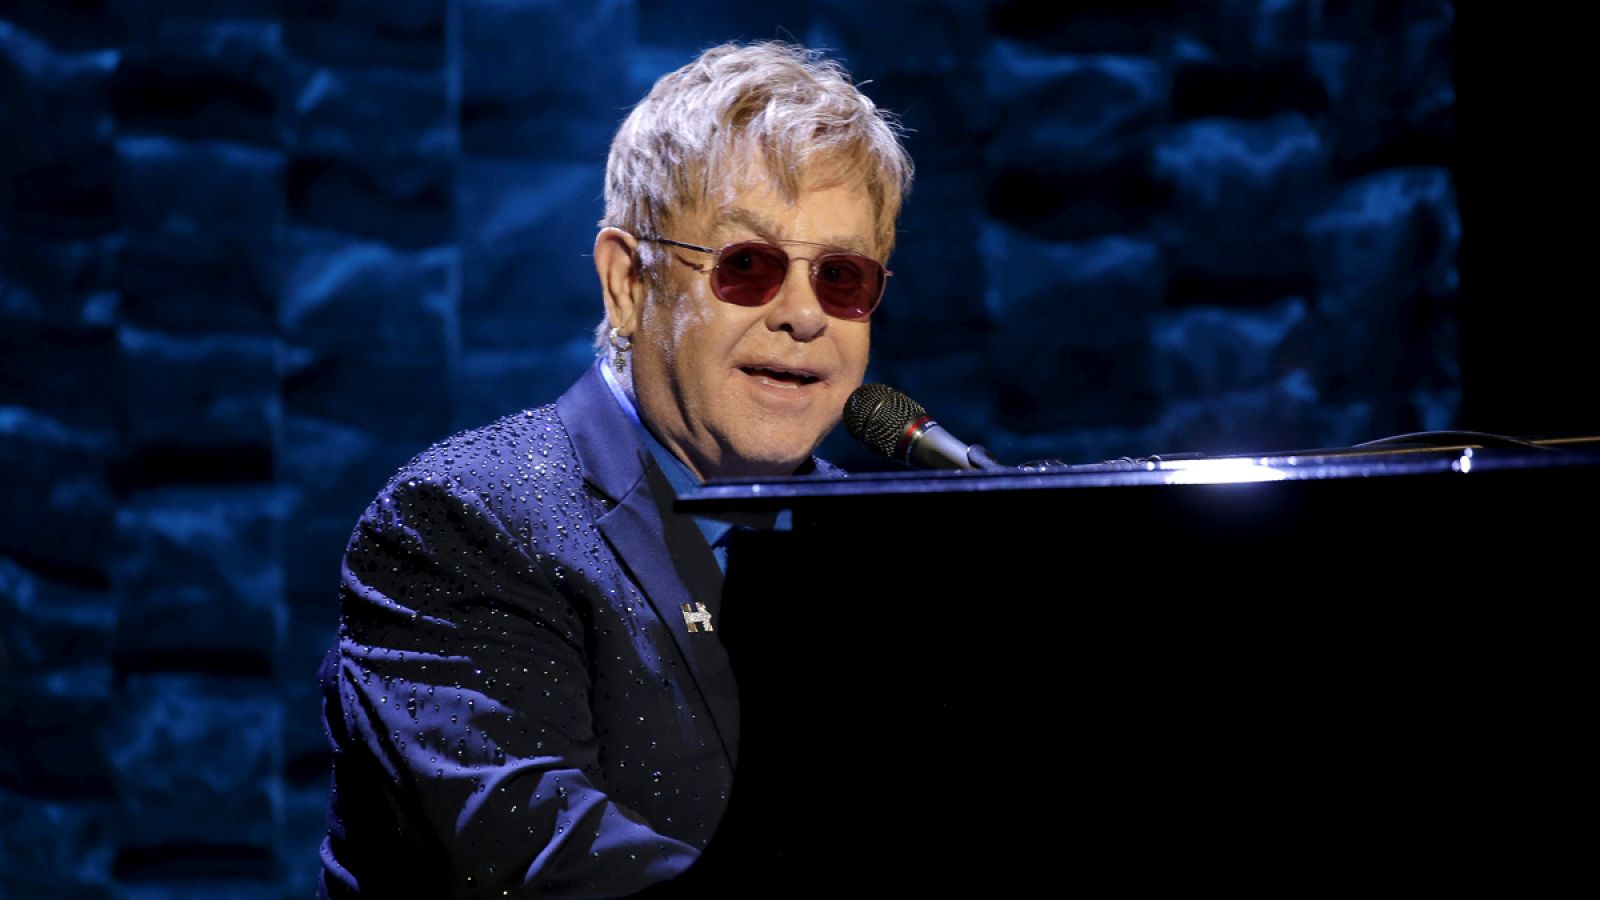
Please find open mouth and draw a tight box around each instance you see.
[741,366,821,387]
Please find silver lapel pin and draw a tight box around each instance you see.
[680,602,714,633]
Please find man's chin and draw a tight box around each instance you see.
[705,438,822,481]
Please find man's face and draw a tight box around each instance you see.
[630,178,879,480]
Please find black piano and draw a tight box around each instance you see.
[657,435,1598,893]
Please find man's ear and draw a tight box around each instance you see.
[595,227,643,335]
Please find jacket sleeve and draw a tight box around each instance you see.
[319,467,700,899]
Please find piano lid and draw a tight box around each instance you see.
[677,433,1600,518]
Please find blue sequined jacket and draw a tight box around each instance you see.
[318,362,804,898]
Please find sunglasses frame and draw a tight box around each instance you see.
[637,236,890,321]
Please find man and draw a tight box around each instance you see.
[317,41,912,898]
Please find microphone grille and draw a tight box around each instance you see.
[844,383,926,460]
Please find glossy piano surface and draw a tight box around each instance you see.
[656,436,1596,894]
[684,432,1600,500]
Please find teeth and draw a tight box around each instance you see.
[744,366,817,385]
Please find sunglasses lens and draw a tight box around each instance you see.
[814,255,882,320]
[710,242,885,320]
[713,243,790,306]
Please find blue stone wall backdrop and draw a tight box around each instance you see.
[1,1,1576,895]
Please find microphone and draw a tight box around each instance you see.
[843,384,1005,471]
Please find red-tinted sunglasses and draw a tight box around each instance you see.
[639,237,890,321]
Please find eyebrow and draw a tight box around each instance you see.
[712,206,874,256]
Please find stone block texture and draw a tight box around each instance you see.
[2,1,1510,894]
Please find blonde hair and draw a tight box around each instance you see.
[595,41,913,354]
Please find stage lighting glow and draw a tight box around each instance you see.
[1159,457,1290,484]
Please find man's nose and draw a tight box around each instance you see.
[763,258,828,340]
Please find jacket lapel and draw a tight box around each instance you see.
[556,364,741,763]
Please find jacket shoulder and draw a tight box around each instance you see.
[391,404,573,488]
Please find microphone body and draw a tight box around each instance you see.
[844,384,1006,471]
[899,416,999,471]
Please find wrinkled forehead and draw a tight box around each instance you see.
[664,155,883,255]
